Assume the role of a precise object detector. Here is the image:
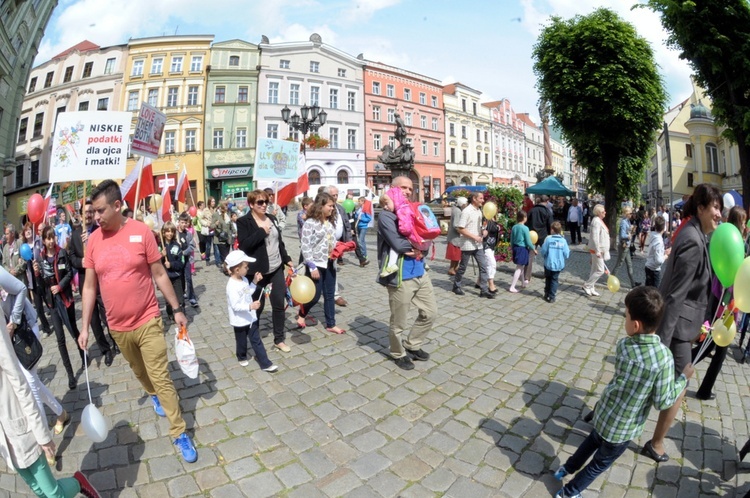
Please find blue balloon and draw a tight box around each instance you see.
[20,243,33,261]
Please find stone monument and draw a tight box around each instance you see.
[377,112,415,178]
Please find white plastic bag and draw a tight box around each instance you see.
[175,325,199,379]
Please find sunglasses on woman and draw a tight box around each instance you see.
[255,200,268,206]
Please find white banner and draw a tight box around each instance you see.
[50,111,130,182]
[131,103,166,159]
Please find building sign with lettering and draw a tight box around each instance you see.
[210,166,252,178]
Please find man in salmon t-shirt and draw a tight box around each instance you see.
[77,180,197,463]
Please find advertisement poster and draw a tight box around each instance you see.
[50,111,130,182]
[253,138,300,180]
[131,102,167,158]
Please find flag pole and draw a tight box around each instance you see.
[133,156,143,212]
[186,164,197,207]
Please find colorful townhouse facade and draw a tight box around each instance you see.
[485,99,527,187]
[363,61,445,201]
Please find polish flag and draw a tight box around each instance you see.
[121,157,155,208]
[157,173,172,226]
[275,146,309,207]
[175,166,189,204]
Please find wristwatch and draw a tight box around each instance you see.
[174,305,185,314]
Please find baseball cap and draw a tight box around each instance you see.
[224,250,256,268]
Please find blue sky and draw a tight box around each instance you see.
[36,0,693,123]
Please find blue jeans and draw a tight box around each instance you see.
[300,261,337,328]
[357,226,369,259]
[233,324,272,368]
[562,429,629,496]
[544,268,560,299]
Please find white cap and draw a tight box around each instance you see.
[224,250,256,268]
[456,197,468,207]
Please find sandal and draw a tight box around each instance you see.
[54,410,70,435]
[295,317,306,329]
[325,327,346,335]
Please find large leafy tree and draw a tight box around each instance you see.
[641,0,750,206]
[533,8,667,233]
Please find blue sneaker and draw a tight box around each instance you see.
[553,466,568,481]
[151,395,165,417]
[174,432,197,463]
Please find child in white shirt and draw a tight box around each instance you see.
[225,250,278,372]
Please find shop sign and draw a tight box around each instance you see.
[211,166,252,178]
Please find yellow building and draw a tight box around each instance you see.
[122,35,214,208]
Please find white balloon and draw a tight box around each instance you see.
[724,192,735,209]
[81,404,109,443]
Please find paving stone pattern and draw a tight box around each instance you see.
[1,220,748,497]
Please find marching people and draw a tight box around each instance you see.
[20,223,53,336]
[567,198,583,245]
[445,197,467,276]
[540,221,570,303]
[526,195,552,283]
[611,206,640,289]
[199,198,216,266]
[211,200,233,270]
[582,204,610,297]
[177,212,199,307]
[644,216,668,288]
[509,210,537,293]
[160,222,185,322]
[453,192,494,299]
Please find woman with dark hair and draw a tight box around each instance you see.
[298,193,345,334]
[20,223,52,336]
[211,200,232,269]
[237,190,294,353]
[642,183,721,462]
[199,198,216,265]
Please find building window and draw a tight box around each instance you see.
[387,84,395,98]
[432,95,437,107]
[462,150,468,164]
[238,86,248,103]
[308,170,321,185]
[78,101,89,111]
[213,129,224,149]
[405,112,412,126]
[164,131,175,153]
[329,88,338,109]
[421,140,427,155]
[268,82,279,104]
[190,56,202,72]
[289,84,299,105]
[484,131,488,143]
[404,88,411,101]
[267,124,278,139]
[15,164,23,189]
[215,86,225,103]
[167,88,178,107]
[229,55,240,66]
[347,91,355,111]
[476,130,481,141]
[148,88,159,106]
[28,77,37,93]
[329,127,339,148]
[288,129,299,141]
[485,153,489,166]
[279,59,290,69]
[432,117,438,131]
[418,92,426,105]
[449,123,455,136]
[337,170,349,183]
[372,106,381,121]
[450,148,455,163]
[477,152,481,165]
[30,160,39,184]
[373,134,381,150]
[338,68,346,78]
[150,58,163,74]
[372,82,380,95]
[97,98,108,111]
[44,72,53,88]
[187,86,198,106]
[32,113,43,138]
[131,60,144,76]
[104,58,116,74]
[388,136,395,149]
[310,61,319,73]
[461,126,467,139]
[387,108,395,123]
[82,62,93,78]
[17,118,27,142]
[236,128,247,148]
[706,143,719,173]
[63,66,73,83]
[473,102,477,115]
[347,129,356,150]
[127,91,139,111]
[170,56,183,73]
[310,86,319,106]
[687,172,694,187]
[434,141,439,156]
[185,130,196,151]
[461,99,467,112]
[420,115,427,128]
[686,143,693,158]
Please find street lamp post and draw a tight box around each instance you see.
[281,104,327,155]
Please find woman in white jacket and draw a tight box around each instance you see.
[582,204,610,296]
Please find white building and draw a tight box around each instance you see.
[485,99,526,186]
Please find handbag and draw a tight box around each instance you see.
[11,316,43,370]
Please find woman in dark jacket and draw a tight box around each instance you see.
[32,226,85,390]
[160,221,185,321]
[237,190,293,353]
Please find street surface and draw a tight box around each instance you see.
[0,218,747,497]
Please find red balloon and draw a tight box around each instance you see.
[27,194,45,224]
[188,206,198,217]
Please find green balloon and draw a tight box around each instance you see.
[343,199,356,214]
[710,222,745,287]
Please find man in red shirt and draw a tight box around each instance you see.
[78,180,197,463]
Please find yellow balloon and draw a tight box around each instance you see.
[607,274,621,293]
[149,194,163,211]
[734,257,750,312]
[290,275,316,304]
[529,230,539,245]
[713,317,737,347]
[144,217,155,229]
[482,201,498,220]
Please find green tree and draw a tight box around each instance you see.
[533,8,667,233]
[641,0,750,206]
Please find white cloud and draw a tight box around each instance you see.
[270,23,339,46]
[340,0,402,23]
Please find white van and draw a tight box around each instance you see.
[306,184,378,205]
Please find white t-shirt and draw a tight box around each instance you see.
[226,276,258,327]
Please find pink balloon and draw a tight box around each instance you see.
[27,194,45,224]
[188,206,198,217]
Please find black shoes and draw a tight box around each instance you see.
[452,286,465,296]
[104,350,114,367]
[68,376,77,390]
[695,391,716,401]
[479,291,496,299]
[407,349,430,361]
[642,440,669,462]
[394,356,415,370]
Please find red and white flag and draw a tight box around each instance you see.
[275,146,309,207]
[175,166,189,204]
[157,173,172,227]
[121,157,155,208]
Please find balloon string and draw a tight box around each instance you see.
[84,349,93,405]
[696,286,727,361]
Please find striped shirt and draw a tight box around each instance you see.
[593,333,687,444]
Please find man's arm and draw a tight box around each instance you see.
[377,212,412,254]
[151,261,187,327]
[78,268,99,349]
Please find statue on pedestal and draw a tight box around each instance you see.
[378,112,415,178]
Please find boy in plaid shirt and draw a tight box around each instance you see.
[553,286,694,498]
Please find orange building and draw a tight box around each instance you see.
[363,62,445,201]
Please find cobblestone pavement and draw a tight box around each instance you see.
[2,221,749,497]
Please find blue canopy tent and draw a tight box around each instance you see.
[525,176,575,196]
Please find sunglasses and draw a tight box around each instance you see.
[255,200,268,206]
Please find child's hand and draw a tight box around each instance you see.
[534,249,538,255]
[682,363,695,380]
[250,300,261,311]
[253,272,263,284]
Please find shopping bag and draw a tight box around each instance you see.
[174,325,199,379]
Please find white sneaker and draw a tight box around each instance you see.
[582,286,593,296]
[591,289,601,296]
[239,360,249,367]
[263,364,279,372]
